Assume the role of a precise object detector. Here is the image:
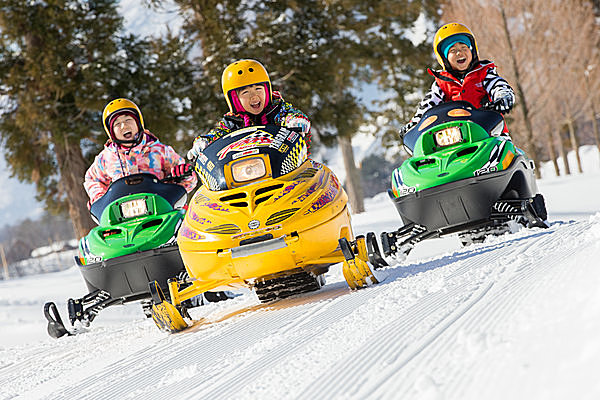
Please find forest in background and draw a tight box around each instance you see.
[0,0,598,263]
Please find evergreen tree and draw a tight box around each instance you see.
[0,1,196,237]
[165,0,438,211]
[346,0,440,150]
[164,0,369,211]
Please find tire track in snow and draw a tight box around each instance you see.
[298,222,586,400]
[47,286,358,400]
[51,304,314,400]
[447,220,596,399]
[180,285,393,399]
[1,322,162,400]
[388,223,580,399]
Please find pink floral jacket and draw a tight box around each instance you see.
[84,131,197,205]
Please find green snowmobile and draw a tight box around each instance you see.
[43,173,230,338]
[366,101,548,267]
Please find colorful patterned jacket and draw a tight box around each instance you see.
[84,131,197,205]
[192,91,311,150]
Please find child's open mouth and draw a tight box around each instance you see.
[456,57,467,65]
[122,131,133,139]
[249,100,262,111]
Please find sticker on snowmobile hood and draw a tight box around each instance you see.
[179,224,205,241]
[477,141,507,174]
[217,131,273,160]
[304,175,340,215]
[197,152,208,164]
[232,148,259,160]
[225,126,262,138]
[269,128,289,150]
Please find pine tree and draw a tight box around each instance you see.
[0,1,197,237]
[164,1,374,212]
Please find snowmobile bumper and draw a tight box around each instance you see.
[77,244,184,301]
[391,156,537,232]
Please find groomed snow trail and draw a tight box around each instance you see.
[2,216,600,400]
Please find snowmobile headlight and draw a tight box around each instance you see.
[231,157,266,182]
[120,198,148,219]
[434,126,462,147]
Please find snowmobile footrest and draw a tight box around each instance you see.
[68,290,121,326]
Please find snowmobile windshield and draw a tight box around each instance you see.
[196,125,308,191]
[404,101,504,154]
[90,173,187,221]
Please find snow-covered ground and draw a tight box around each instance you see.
[1,148,599,400]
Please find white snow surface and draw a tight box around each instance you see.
[1,149,600,400]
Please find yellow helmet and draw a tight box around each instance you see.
[102,98,145,144]
[221,59,272,113]
[433,23,479,70]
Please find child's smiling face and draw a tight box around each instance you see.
[112,114,139,146]
[447,42,473,71]
[237,84,267,115]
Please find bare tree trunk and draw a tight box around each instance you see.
[545,130,560,177]
[54,137,95,238]
[555,126,571,175]
[338,135,364,214]
[565,108,583,173]
[498,4,541,178]
[589,98,600,154]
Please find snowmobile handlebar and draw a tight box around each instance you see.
[160,168,195,184]
[480,99,508,115]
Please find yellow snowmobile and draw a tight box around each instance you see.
[148,125,379,332]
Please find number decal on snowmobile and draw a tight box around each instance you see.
[474,166,498,176]
[396,186,416,197]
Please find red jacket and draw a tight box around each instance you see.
[428,61,496,108]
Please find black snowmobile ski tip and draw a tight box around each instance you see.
[366,232,388,269]
[44,302,72,339]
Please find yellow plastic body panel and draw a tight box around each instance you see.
[177,160,352,286]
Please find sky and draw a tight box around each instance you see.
[0,147,599,399]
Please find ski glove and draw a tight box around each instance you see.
[492,88,515,113]
[187,136,210,160]
[285,117,311,134]
[171,163,192,178]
